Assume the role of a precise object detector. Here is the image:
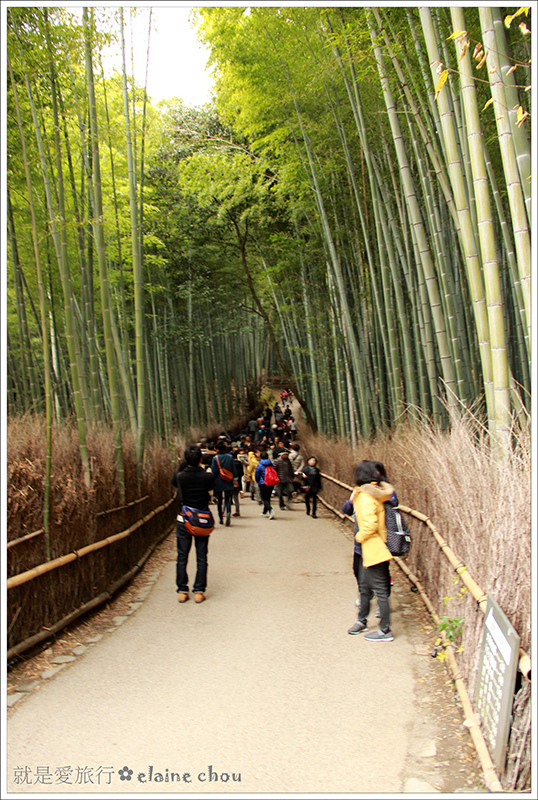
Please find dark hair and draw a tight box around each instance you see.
[291,443,300,451]
[216,439,229,452]
[260,451,268,460]
[370,461,388,482]
[353,460,379,486]
[184,444,202,467]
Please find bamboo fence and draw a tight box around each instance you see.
[7,497,176,656]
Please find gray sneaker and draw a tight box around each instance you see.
[348,620,367,635]
[364,628,394,642]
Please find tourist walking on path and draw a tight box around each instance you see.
[263,406,273,428]
[246,445,261,503]
[247,416,258,438]
[231,443,245,517]
[347,460,395,642]
[171,444,215,604]
[238,444,250,496]
[273,449,295,510]
[271,436,286,459]
[302,456,322,518]
[211,440,237,527]
[289,416,298,440]
[288,443,305,498]
[255,451,276,520]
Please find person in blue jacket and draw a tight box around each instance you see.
[255,451,275,520]
[211,440,237,526]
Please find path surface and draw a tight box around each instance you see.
[7,494,483,794]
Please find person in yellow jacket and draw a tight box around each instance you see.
[349,460,395,642]
[246,445,262,503]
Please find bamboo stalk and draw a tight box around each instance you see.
[7,530,45,550]
[7,498,174,591]
[7,51,54,557]
[83,6,126,501]
[120,8,146,481]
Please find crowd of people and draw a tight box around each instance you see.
[171,390,321,602]
[171,392,400,643]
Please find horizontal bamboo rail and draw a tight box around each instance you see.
[7,528,44,549]
[7,497,175,591]
[7,496,152,549]
[96,495,150,517]
[7,521,174,661]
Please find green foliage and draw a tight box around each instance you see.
[438,615,465,642]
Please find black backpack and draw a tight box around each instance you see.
[384,502,412,556]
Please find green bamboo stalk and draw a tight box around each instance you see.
[8,50,54,556]
[83,7,125,500]
[479,7,531,344]
[14,24,91,488]
[451,9,512,448]
[491,10,531,224]
[419,8,496,425]
[368,14,457,413]
[7,192,39,410]
[120,8,146,482]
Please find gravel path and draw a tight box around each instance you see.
[6,494,484,794]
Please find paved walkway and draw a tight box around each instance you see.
[6,494,480,794]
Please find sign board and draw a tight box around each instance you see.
[475,595,520,772]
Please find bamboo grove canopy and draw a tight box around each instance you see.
[6,6,532,462]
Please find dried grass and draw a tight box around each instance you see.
[7,415,175,556]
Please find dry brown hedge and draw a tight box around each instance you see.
[7,416,178,650]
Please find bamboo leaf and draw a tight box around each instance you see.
[434,69,448,100]
[447,29,466,41]
[516,107,529,127]
[483,97,494,111]
[505,8,530,28]
[458,41,470,61]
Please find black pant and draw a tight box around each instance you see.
[353,551,368,596]
[305,490,318,516]
[176,521,208,593]
[358,560,391,632]
[259,484,273,514]
[215,489,232,521]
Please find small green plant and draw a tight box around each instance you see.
[438,615,464,642]
[432,616,465,660]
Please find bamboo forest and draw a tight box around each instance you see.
[4,4,533,792]
[6,4,532,448]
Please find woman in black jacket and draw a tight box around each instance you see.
[302,456,322,518]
